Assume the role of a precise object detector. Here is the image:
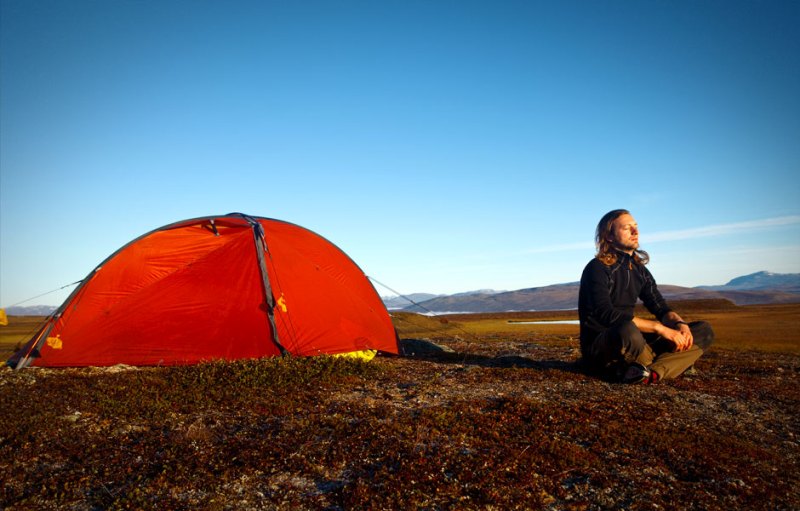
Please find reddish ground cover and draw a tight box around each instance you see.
[1,305,798,509]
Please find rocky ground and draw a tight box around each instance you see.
[1,332,799,510]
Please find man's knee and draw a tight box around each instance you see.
[617,321,645,347]
[690,321,715,350]
[587,321,647,367]
[614,321,647,361]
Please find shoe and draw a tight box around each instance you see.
[622,363,652,384]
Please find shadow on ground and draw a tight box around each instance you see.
[398,338,582,374]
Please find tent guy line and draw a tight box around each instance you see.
[367,276,439,316]
[369,276,481,344]
[2,280,83,310]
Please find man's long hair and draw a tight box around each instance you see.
[595,209,649,266]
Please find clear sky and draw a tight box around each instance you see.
[2,0,799,307]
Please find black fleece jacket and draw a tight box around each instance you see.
[578,251,672,356]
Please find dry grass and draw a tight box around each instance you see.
[693,304,800,353]
[0,316,46,358]
[394,302,800,354]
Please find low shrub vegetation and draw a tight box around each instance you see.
[1,304,798,509]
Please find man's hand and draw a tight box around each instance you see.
[633,316,695,352]
[659,324,693,352]
[659,313,695,351]
[677,322,694,347]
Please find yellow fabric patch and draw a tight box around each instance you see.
[332,349,377,362]
[277,294,288,313]
[47,336,63,350]
[0,309,8,326]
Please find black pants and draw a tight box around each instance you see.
[588,320,714,380]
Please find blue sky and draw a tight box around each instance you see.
[2,0,799,307]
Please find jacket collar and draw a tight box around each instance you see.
[615,250,638,269]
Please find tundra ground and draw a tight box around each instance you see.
[1,302,798,510]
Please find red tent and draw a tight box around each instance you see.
[9,214,398,369]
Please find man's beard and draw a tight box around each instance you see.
[614,239,639,252]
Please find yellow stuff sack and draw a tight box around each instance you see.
[332,349,377,362]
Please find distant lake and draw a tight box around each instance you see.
[508,320,579,325]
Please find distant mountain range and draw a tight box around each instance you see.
[381,293,445,310]
[5,271,798,317]
[385,271,800,314]
[698,271,800,293]
[4,304,58,316]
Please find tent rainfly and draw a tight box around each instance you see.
[8,214,399,369]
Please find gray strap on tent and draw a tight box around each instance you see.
[13,318,55,370]
[244,216,289,356]
[10,278,85,369]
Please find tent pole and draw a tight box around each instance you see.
[247,219,289,356]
